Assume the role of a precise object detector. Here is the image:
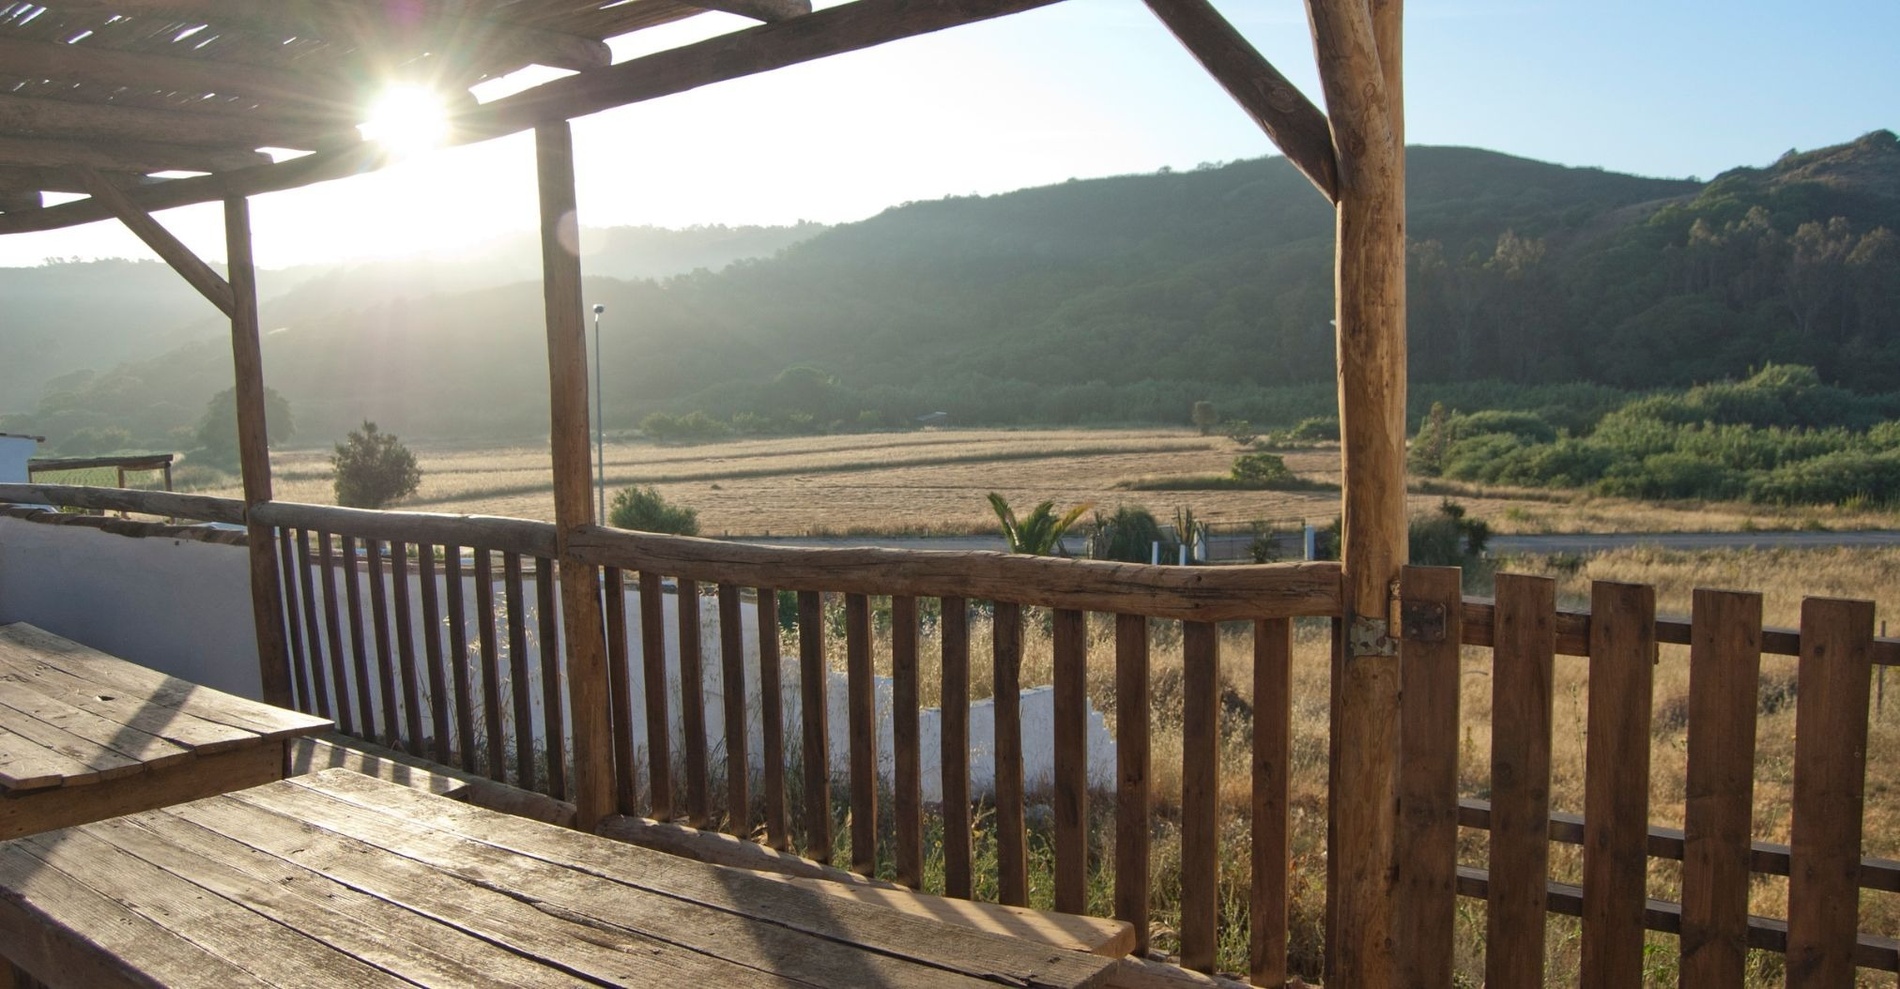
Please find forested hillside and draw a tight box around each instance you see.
[5,132,1896,453]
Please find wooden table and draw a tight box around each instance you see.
[0,768,1119,988]
[0,622,331,840]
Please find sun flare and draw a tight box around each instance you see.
[359,84,450,157]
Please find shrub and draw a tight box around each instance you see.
[1408,500,1490,567]
[1190,401,1219,434]
[1088,506,1168,563]
[988,493,1091,555]
[1597,452,1745,501]
[1231,452,1297,487]
[331,421,421,508]
[1286,416,1339,442]
[1747,449,1900,507]
[608,485,700,535]
[1222,419,1258,446]
[195,386,295,470]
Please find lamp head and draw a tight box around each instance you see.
[592,304,606,315]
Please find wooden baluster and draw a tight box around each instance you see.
[679,578,709,827]
[994,601,1027,906]
[365,538,399,746]
[757,586,789,850]
[391,541,424,757]
[718,583,750,835]
[1115,612,1150,951]
[892,595,922,890]
[340,534,374,738]
[1680,588,1762,989]
[475,548,505,781]
[1582,581,1656,989]
[505,553,534,790]
[292,529,331,720]
[417,546,451,766]
[1785,597,1874,988]
[1251,616,1291,986]
[1485,574,1556,989]
[537,557,567,801]
[605,568,638,814]
[846,593,877,877]
[640,569,673,820]
[1396,566,1462,989]
[941,597,972,899]
[443,546,477,773]
[274,526,312,712]
[1180,620,1219,973]
[1052,607,1088,914]
[317,531,351,734]
[798,590,832,862]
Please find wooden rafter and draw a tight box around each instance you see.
[1143,0,1338,203]
[679,0,813,23]
[0,165,150,195]
[0,93,354,152]
[0,36,349,110]
[76,167,235,315]
[0,136,271,174]
[0,190,42,213]
[0,0,1061,235]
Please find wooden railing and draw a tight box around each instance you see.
[4,484,1896,984]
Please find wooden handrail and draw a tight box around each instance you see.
[571,525,1345,621]
[0,482,245,525]
[250,502,556,558]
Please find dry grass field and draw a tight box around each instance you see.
[197,427,1897,536]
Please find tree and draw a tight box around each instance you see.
[609,485,699,535]
[987,493,1090,555]
[194,387,294,470]
[331,421,421,508]
[1190,401,1219,434]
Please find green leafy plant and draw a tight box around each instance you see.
[1191,401,1219,434]
[988,492,1091,555]
[1088,505,1169,563]
[195,386,295,471]
[1231,452,1297,487]
[609,485,700,535]
[330,420,420,509]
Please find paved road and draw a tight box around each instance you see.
[740,530,1900,557]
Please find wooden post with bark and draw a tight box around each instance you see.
[536,120,616,831]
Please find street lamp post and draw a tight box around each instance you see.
[592,304,606,524]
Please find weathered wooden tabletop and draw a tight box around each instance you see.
[0,767,1117,988]
[0,622,331,839]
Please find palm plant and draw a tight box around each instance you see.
[987,492,1093,555]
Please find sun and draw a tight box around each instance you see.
[359,84,450,157]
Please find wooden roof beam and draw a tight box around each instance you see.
[678,0,814,23]
[0,166,151,195]
[51,1,613,73]
[0,136,271,174]
[0,0,1067,235]
[1143,0,1338,203]
[0,190,43,213]
[0,36,350,112]
[75,167,234,316]
[0,93,353,152]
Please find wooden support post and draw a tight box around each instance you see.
[536,120,614,831]
[1305,0,1406,984]
[223,195,294,708]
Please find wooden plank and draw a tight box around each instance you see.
[293,530,333,720]
[504,552,534,791]
[1180,620,1219,973]
[0,646,256,755]
[1582,580,1656,988]
[993,600,1028,906]
[605,568,638,814]
[1785,596,1874,988]
[846,592,878,876]
[1484,573,1556,989]
[640,569,673,820]
[535,118,614,832]
[365,538,399,746]
[389,542,425,757]
[0,742,279,842]
[1680,588,1762,989]
[1250,617,1291,987]
[757,871,1135,958]
[1396,566,1462,988]
[718,582,751,835]
[798,590,831,861]
[572,529,1343,623]
[251,503,555,559]
[1052,607,1088,914]
[417,548,451,765]
[1115,612,1151,953]
[275,526,313,713]
[443,546,477,773]
[757,586,790,851]
[941,597,973,898]
[679,577,710,826]
[474,548,505,780]
[892,595,922,889]
[536,556,567,802]
[0,689,190,775]
[273,771,1115,988]
[0,720,101,791]
[318,531,355,735]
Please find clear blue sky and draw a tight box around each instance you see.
[2,0,1893,268]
